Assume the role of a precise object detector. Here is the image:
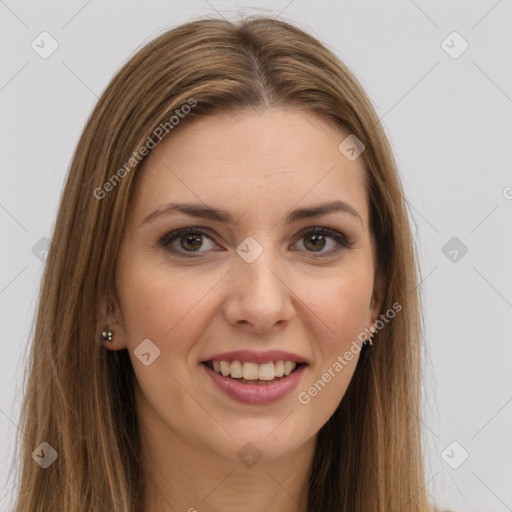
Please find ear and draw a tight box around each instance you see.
[368,268,385,327]
[97,284,127,351]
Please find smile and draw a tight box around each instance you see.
[201,360,307,404]
[204,359,300,382]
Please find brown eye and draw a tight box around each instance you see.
[179,233,203,252]
[159,227,218,256]
[159,226,351,258]
[294,227,350,256]
[303,233,327,252]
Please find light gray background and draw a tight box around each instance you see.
[1,1,511,511]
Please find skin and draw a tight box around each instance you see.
[99,108,383,512]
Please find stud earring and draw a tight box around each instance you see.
[363,326,376,347]
[100,325,113,343]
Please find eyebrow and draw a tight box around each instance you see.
[139,199,362,227]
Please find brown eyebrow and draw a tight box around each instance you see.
[139,200,362,227]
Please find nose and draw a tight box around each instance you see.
[222,246,295,333]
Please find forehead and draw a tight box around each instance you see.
[130,108,369,226]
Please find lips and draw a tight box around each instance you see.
[199,349,308,404]
[200,349,307,365]
[201,361,307,404]
[200,350,309,404]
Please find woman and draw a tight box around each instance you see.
[13,15,434,512]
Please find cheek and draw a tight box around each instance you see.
[116,255,218,349]
[302,263,374,345]
[296,269,372,421]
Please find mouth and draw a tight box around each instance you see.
[201,360,307,385]
[200,358,308,404]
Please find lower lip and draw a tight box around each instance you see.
[201,363,307,404]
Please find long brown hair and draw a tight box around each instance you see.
[12,15,430,512]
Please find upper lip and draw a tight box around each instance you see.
[201,350,307,364]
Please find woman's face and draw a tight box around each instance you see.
[109,108,381,466]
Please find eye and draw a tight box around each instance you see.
[292,227,351,256]
[159,227,218,256]
[159,226,351,257]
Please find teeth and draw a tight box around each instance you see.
[220,361,230,377]
[283,361,295,376]
[242,362,259,380]
[230,360,243,378]
[208,360,298,380]
[274,360,284,377]
[258,362,274,381]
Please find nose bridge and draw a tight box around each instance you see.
[224,234,294,330]
[242,251,280,294]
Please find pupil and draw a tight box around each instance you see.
[306,234,325,251]
[182,234,202,251]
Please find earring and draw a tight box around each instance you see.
[363,326,376,347]
[100,325,113,343]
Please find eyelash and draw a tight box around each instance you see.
[158,226,352,258]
